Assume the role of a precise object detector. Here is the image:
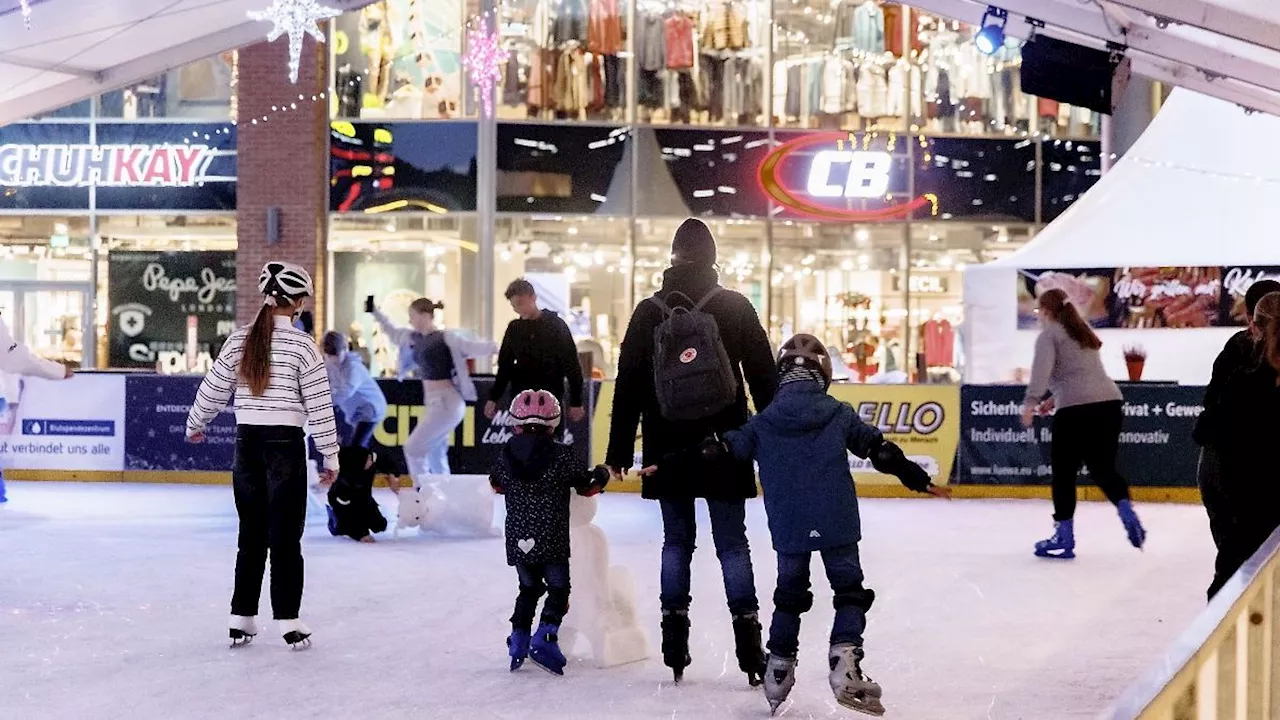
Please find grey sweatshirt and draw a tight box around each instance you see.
[1024,321,1123,409]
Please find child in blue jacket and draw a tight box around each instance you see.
[707,334,950,716]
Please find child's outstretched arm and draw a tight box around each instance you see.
[573,465,612,497]
[845,412,951,499]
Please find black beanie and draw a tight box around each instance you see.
[671,218,717,266]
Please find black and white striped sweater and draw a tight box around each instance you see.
[186,315,340,469]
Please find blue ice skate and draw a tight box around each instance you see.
[1116,500,1146,550]
[529,623,566,676]
[0,470,7,503]
[1034,519,1075,559]
[507,629,531,671]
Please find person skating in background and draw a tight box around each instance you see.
[326,445,388,543]
[187,261,340,650]
[1193,279,1280,599]
[1021,288,1146,559]
[1210,291,1280,598]
[370,297,497,477]
[321,331,387,448]
[485,279,586,428]
[641,334,950,715]
[489,390,609,675]
[605,218,778,686]
[0,315,73,503]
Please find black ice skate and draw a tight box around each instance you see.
[763,654,797,715]
[279,619,312,651]
[732,612,767,686]
[829,643,885,717]
[660,609,692,682]
[228,614,259,648]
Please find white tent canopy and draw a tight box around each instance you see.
[962,89,1280,385]
[0,0,377,126]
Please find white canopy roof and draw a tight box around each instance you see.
[962,89,1280,385]
[908,0,1280,116]
[0,0,376,126]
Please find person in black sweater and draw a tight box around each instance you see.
[1195,279,1280,599]
[485,279,586,426]
[490,390,608,675]
[605,218,778,686]
[1210,291,1280,599]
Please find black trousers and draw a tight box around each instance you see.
[511,562,571,631]
[1050,400,1131,521]
[1209,515,1280,600]
[231,425,308,620]
[349,420,377,449]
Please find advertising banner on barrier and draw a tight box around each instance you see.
[0,374,126,471]
[957,384,1205,487]
[828,384,960,485]
[123,375,594,476]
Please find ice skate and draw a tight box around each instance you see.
[279,619,312,650]
[731,612,767,686]
[228,614,259,648]
[829,644,885,717]
[1034,519,1075,559]
[763,654,797,715]
[529,622,566,675]
[1116,500,1146,550]
[507,628,531,671]
[660,609,692,682]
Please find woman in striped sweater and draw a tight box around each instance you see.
[186,261,340,650]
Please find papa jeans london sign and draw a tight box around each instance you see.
[758,132,936,221]
[0,143,220,187]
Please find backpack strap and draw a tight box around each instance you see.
[648,291,698,317]
[693,286,722,311]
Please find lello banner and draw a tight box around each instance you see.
[592,381,961,491]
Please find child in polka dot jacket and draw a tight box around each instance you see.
[490,390,609,676]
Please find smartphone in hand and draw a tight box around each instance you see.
[364,295,375,313]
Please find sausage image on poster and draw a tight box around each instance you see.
[107,251,236,370]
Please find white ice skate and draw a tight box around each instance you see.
[279,619,312,650]
[763,654,797,715]
[829,643,885,716]
[229,614,259,648]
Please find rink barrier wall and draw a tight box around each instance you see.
[1103,526,1280,720]
[3,375,1208,503]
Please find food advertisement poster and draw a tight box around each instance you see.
[1016,265,1280,330]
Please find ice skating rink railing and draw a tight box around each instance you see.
[1103,526,1280,719]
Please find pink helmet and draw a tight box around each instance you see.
[510,390,562,428]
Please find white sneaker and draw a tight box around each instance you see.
[279,619,312,650]
[229,614,259,647]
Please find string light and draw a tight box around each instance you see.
[20,0,30,29]
[463,26,508,117]
[247,0,340,83]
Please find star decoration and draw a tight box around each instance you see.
[463,27,509,117]
[247,0,340,84]
[20,0,30,29]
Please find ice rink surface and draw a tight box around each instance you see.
[2,482,1213,720]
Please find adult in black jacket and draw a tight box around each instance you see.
[1195,279,1280,599]
[485,279,585,425]
[605,218,778,686]
[1209,291,1280,599]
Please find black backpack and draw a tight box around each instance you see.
[648,289,738,422]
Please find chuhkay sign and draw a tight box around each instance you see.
[758,132,936,221]
[0,123,236,211]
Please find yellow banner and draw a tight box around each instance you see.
[591,381,960,492]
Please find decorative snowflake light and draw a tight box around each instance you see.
[463,27,509,117]
[247,0,340,84]
[20,0,31,29]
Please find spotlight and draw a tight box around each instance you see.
[974,6,1008,56]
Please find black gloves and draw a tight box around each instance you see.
[699,434,730,462]
[870,439,933,493]
[580,465,611,496]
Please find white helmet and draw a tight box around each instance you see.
[258,261,314,306]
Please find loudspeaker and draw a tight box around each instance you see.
[266,207,281,245]
[1020,34,1131,115]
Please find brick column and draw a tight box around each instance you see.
[234,36,328,328]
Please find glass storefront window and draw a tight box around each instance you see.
[496,123,630,213]
[330,215,481,377]
[96,53,236,119]
[1040,138,1102,222]
[496,215,632,376]
[0,216,93,368]
[331,1,474,120]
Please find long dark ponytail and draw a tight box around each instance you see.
[1039,288,1102,350]
[1255,292,1280,372]
[240,301,294,396]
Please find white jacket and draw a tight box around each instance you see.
[0,316,65,380]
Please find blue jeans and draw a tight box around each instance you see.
[767,543,876,658]
[512,562,571,630]
[659,497,759,615]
